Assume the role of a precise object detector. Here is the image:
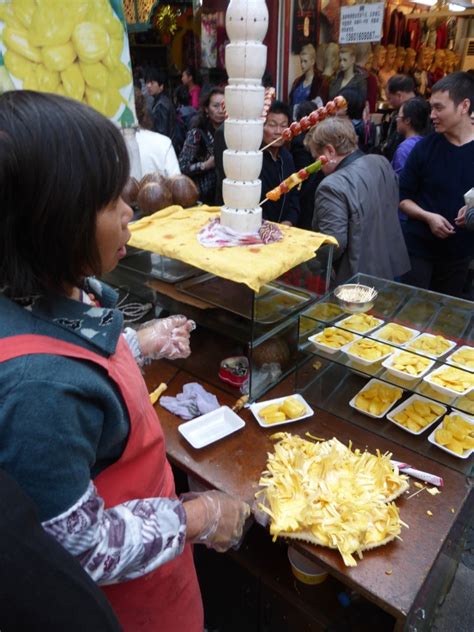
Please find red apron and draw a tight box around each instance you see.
[0,334,204,632]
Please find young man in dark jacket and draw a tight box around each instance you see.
[260,101,300,225]
[145,68,176,142]
[399,72,474,296]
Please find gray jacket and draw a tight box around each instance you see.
[313,152,410,284]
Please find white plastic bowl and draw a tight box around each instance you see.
[349,379,403,419]
[423,365,474,398]
[427,411,474,459]
[386,394,447,436]
[382,351,435,383]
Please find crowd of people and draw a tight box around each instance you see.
[132,61,473,300]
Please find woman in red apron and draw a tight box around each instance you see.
[0,91,249,631]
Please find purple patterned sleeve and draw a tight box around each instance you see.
[42,482,187,585]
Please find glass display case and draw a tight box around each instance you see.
[295,273,473,476]
[103,245,334,401]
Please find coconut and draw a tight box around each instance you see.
[169,174,199,208]
[252,337,290,369]
[122,177,139,206]
[137,181,173,216]
[139,172,167,189]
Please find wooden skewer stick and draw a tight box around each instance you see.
[260,136,283,152]
[259,197,270,206]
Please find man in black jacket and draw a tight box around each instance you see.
[260,101,300,225]
[382,74,416,160]
[145,68,177,143]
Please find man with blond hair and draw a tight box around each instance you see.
[305,116,409,283]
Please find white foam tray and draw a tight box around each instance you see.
[250,394,314,428]
[178,406,245,449]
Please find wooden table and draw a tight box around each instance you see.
[145,362,473,631]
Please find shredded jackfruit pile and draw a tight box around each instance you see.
[257,433,409,567]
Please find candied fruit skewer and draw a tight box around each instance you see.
[260,95,347,152]
[261,156,328,205]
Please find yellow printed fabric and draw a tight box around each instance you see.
[128,206,338,292]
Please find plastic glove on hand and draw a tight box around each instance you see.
[137,315,195,360]
[182,490,250,553]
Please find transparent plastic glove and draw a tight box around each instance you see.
[182,490,250,553]
[137,315,195,361]
[252,488,271,528]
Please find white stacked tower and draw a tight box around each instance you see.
[220,0,269,233]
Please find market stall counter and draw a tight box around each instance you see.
[144,361,473,632]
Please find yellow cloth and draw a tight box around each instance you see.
[129,206,338,292]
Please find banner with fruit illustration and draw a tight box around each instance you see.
[0,0,136,127]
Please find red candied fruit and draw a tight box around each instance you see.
[289,122,301,135]
[299,116,311,131]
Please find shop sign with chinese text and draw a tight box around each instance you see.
[339,3,384,45]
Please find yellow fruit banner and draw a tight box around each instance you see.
[0,0,136,126]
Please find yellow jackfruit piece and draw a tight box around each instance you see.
[107,62,132,89]
[281,398,306,419]
[3,49,36,81]
[11,0,35,28]
[79,61,109,89]
[261,411,287,424]
[87,2,124,40]
[0,4,24,29]
[61,63,85,101]
[41,42,76,72]
[2,26,42,63]
[102,37,124,70]
[435,428,452,445]
[36,64,60,92]
[72,22,110,64]
[259,404,281,417]
[28,5,76,47]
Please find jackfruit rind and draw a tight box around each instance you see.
[258,434,408,566]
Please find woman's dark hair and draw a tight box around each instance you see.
[183,65,200,85]
[0,91,129,297]
[134,86,153,130]
[339,87,365,120]
[191,86,224,130]
[400,96,431,135]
